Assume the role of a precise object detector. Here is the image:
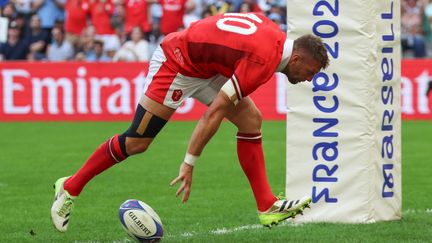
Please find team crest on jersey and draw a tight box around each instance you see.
[172,89,183,102]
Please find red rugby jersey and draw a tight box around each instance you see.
[65,0,90,35]
[160,13,286,98]
[125,0,151,34]
[160,0,187,35]
[89,0,115,35]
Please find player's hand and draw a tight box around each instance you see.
[170,162,194,203]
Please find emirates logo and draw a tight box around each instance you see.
[172,89,183,102]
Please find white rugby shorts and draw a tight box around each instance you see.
[142,46,233,109]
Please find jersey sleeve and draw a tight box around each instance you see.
[231,58,275,100]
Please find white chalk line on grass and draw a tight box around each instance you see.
[210,221,304,235]
[403,208,432,215]
[210,224,262,235]
[127,209,432,240]
[166,220,304,238]
[167,209,432,238]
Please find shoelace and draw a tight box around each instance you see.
[58,198,73,217]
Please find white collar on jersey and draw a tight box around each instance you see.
[276,39,294,72]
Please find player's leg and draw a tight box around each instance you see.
[191,80,277,211]
[51,98,175,232]
[51,46,177,232]
[224,98,311,227]
[122,96,175,155]
[223,97,277,212]
[63,96,175,197]
[190,78,276,212]
[62,43,177,198]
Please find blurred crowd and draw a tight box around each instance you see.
[402,0,432,58]
[0,0,287,61]
[5,0,429,62]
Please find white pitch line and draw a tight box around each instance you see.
[403,208,432,215]
[210,224,262,235]
[166,220,304,238]
[181,232,194,237]
[210,221,304,235]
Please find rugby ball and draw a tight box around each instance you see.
[119,199,163,242]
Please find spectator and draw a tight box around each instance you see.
[147,22,163,59]
[268,0,285,8]
[2,3,17,21]
[13,12,28,37]
[257,0,271,13]
[402,0,427,57]
[86,39,110,61]
[12,0,32,22]
[26,14,49,60]
[110,3,126,42]
[104,43,118,60]
[183,0,199,27]
[208,0,232,15]
[157,0,188,35]
[64,0,90,49]
[423,0,432,41]
[47,26,74,60]
[32,0,66,32]
[1,0,9,8]
[238,2,252,13]
[149,1,162,23]
[229,0,243,13]
[242,0,262,12]
[124,0,151,35]
[268,12,286,32]
[89,0,114,35]
[89,0,120,53]
[201,7,212,18]
[78,24,95,53]
[0,21,29,60]
[190,0,203,20]
[113,26,149,61]
[74,51,86,61]
[0,0,343,62]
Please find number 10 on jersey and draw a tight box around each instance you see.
[216,13,264,35]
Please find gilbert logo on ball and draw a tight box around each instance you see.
[119,199,163,242]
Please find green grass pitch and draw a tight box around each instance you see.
[0,121,431,242]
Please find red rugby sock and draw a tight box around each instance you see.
[236,132,277,212]
[64,135,126,196]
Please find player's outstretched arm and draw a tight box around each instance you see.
[187,91,234,156]
[170,91,234,203]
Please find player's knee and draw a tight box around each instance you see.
[119,104,168,156]
[249,108,262,129]
[234,108,262,132]
[126,140,151,155]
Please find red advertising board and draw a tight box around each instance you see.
[401,60,432,120]
[0,60,431,121]
[0,62,286,121]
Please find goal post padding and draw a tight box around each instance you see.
[285,0,401,222]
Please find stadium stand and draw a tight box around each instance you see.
[3,0,431,60]
[0,0,287,61]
